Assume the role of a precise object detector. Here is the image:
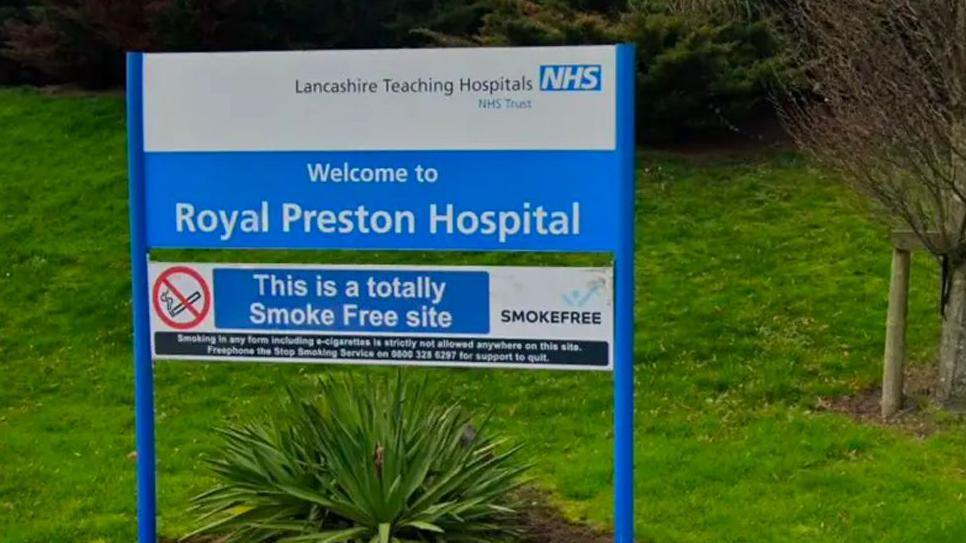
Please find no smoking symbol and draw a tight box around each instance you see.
[152,266,211,330]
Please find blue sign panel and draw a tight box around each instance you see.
[144,150,620,251]
[213,267,490,333]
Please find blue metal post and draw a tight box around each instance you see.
[614,43,637,543]
[127,52,156,543]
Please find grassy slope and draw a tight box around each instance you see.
[1,88,964,542]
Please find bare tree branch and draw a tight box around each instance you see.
[776,0,966,260]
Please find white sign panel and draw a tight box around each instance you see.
[142,47,617,151]
[148,262,613,370]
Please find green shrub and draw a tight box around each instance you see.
[187,373,528,543]
[470,0,790,142]
[1,0,793,142]
[475,1,617,46]
[620,3,789,141]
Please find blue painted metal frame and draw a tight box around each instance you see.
[127,52,157,543]
[613,43,637,543]
[127,46,636,543]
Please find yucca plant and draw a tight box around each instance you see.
[184,372,528,543]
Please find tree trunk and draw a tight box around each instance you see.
[938,262,966,411]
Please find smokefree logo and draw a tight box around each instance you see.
[539,64,602,91]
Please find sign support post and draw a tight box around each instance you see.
[126,52,157,543]
[613,44,636,543]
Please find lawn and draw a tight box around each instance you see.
[1,87,965,543]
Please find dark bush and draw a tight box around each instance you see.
[154,0,416,51]
[620,3,789,141]
[0,0,29,84]
[0,1,490,87]
[1,1,162,87]
[0,0,792,142]
[470,0,789,142]
[474,0,617,46]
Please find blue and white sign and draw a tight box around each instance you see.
[148,262,613,370]
[139,47,625,251]
[127,45,636,543]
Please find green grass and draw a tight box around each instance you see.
[1,87,965,542]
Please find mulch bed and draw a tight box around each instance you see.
[513,487,613,543]
[816,363,940,437]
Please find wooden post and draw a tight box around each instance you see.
[882,247,910,418]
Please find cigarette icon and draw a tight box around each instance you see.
[160,289,202,317]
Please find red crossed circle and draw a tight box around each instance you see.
[152,266,211,330]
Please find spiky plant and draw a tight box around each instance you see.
[184,372,528,543]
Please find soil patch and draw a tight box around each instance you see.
[513,487,614,543]
[816,363,938,437]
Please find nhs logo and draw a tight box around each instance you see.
[539,64,602,91]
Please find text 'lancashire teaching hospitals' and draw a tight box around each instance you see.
[173,161,580,243]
